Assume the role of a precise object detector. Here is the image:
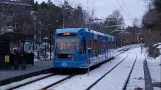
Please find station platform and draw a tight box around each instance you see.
[0,60,53,86]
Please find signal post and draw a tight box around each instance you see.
[139,36,144,54]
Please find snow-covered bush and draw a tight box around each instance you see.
[148,43,161,58]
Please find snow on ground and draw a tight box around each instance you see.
[91,53,136,90]
[144,46,161,83]
[144,46,161,90]
[153,87,161,90]
[1,44,145,90]
[126,48,145,90]
[34,58,39,62]
[48,54,128,90]
[14,75,68,90]
[0,74,52,90]
[146,55,161,83]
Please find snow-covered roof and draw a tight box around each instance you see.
[153,42,161,48]
[153,42,161,46]
[157,45,161,49]
[90,30,106,36]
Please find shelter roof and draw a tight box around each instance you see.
[0,32,34,42]
[0,1,32,6]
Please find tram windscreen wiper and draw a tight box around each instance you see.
[55,42,58,54]
[75,45,77,54]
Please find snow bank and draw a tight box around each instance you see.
[153,42,161,53]
[147,55,161,83]
[153,43,161,47]
[144,47,161,84]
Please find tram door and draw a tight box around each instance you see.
[79,36,87,61]
[94,40,98,57]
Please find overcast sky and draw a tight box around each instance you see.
[36,0,147,26]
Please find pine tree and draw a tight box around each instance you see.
[154,0,161,12]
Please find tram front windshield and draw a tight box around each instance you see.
[56,36,77,54]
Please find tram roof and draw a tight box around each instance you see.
[56,28,107,36]
[56,28,116,39]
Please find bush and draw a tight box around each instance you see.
[148,45,160,58]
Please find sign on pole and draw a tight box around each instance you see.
[141,43,143,54]
[5,55,10,62]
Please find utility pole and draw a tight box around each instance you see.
[0,3,3,33]
[121,33,123,46]
[62,0,65,28]
[139,36,144,54]
[87,0,93,76]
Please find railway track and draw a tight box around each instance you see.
[38,50,132,90]
[86,54,137,90]
[3,45,134,90]
[6,73,56,90]
[6,75,74,90]
[122,53,137,90]
[37,54,129,90]
[39,74,76,90]
[86,52,137,90]
[85,54,129,90]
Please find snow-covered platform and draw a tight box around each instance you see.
[0,60,53,85]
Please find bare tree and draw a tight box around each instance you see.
[103,9,124,34]
[132,18,139,27]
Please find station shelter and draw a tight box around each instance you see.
[0,32,35,70]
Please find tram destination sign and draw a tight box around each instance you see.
[57,33,77,36]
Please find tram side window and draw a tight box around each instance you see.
[98,41,101,55]
[109,41,111,49]
[102,41,104,53]
[97,41,100,54]
[113,41,114,49]
[104,41,106,53]
[100,41,102,54]
[94,40,98,56]
[111,41,112,48]
[91,40,94,52]
[112,41,114,49]
[101,42,104,53]
[102,41,104,54]
[88,40,92,53]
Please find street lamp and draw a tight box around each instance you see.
[48,24,52,61]
[44,36,48,60]
[89,18,103,29]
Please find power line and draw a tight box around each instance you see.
[121,0,133,19]
[115,0,131,20]
[74,0,85,7]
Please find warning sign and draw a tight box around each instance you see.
[5,55,9,62]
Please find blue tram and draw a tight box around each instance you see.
[53,28,116,69]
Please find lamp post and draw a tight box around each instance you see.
[48,24,52,61]
[44,36,48,60]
